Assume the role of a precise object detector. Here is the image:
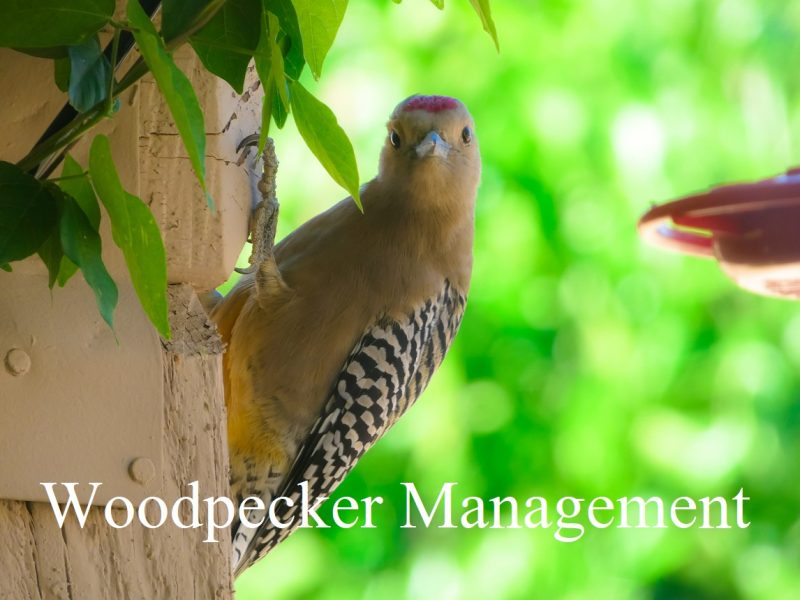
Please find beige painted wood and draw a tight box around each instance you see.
[0,4,256,597]
[0,285,233,600]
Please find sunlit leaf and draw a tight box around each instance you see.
[0,0,114,48]
[468,0,499,50]
[289,81,360,209]
[289,0,347,80]
[89,135,170,339]
[59,190,117,329]
[67,35,111,113]
[0,161,58,264]
[429,0,444,8]
[128,0,211,208]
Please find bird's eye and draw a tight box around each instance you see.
[461,126,472,144]
[390,130,401,149]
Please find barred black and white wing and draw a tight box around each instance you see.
[231,281,466,575]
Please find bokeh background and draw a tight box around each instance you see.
[229,1,800,598]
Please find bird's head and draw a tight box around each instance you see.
[378,95,481,207]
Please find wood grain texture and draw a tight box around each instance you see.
[0,285,232,600]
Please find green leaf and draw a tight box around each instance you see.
[0,263,11,272]
[255,9,289,110]
[269,0,305,80]
[289,0,347,80]
[190,0,261,93]
[468,0,499,51]
[59,191,118,329]
[272,85,290,128]
[53,154,100,287]
[37,224,63,289]
[289,81,361,210]
[127,0,212,209]
[54,57,71,92]
[67,36,112,113]
[89,136,171,339]
[18,46,69,59]
[0,0,114,48]
[59,155,101,229]
[268,13,290,110]
[0,161,58,263]
[429,0,444,8]
[162,0,212,43]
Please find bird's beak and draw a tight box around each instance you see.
[415,131,451,160]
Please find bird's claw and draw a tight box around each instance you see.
[237,137,280,277]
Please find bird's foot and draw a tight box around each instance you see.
[236,137,280,276]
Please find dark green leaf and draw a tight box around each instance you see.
[59,191,118,329]
[128,0,212,208]
[162,0,212,43]
[289,81,361,209]
[269,0,305,80]
[0,263,11,272]
[289,0,347,80]
[0,161,58,263]
[54,57,71,92]
[37,225,63,289]
[89,135,171,339]
[0,0,114,48]
[272,85,289,129]
[468,0,499,50]
[53,154,100,287]
[17,46,68,59]
[190,0,261,93]
[67,36,111,113]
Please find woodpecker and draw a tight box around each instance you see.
[211,95,481,576]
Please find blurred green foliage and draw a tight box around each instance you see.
[232,1,800,598]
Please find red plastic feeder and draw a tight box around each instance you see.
[638,168,800,300]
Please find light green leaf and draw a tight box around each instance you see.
[0,161,59,263]
[468,0,499,50]
[253,8,276,151]
[89,136,170,339]
[190,0,261,93]
[127,0,212,209]
[0,0,114,48]
[289,81,361,210]
[59,155,100,229]
[289,0,347,80]
[429,0,444,8]
[67,36,111,113]
[59,190,118,329]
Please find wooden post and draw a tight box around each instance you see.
[0,23,260,597]
[0,285,232,599]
